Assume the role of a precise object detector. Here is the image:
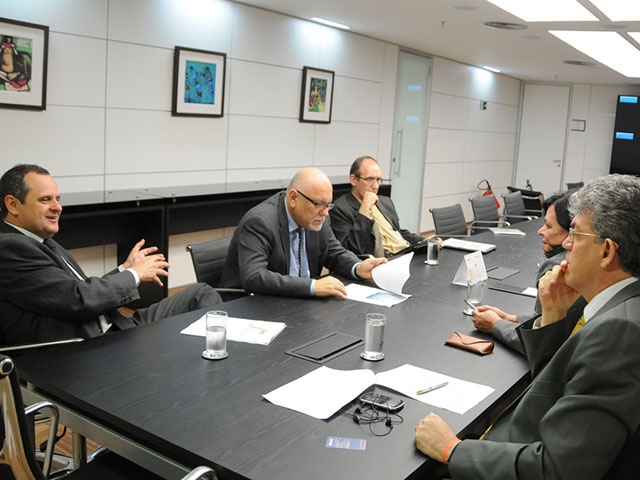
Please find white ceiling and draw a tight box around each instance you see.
[236,0,640,85]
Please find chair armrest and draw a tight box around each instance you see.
[524,209,543,216]
[439,234,471,238]
[181,466,217,480]
[25,400,59,479]
[505,214,537,221]
[0,337,84,353]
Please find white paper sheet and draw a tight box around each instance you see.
[180,315,286,346]
[263,366,375,419]
[371,251,413,295]
[263,364,494,419]
[345,283,410,307]
[522,287,538,297]
[375,364,495,415]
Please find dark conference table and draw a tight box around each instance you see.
[18,220,543,480]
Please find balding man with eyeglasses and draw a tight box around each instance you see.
[330,156,424,258]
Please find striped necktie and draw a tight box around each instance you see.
[297,227,304,277]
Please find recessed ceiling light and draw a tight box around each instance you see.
[521,35,541,40]
[483,21,527,30]
[589,0,640,22]
[452,5,477,11]
[310,17,350,30]
[550,30,640,77]
[483,66,501,73]
[486,0,598,22]
[601,23,628,30]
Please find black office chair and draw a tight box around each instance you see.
[0,353,218,480]
[429,204,490,237]
[501,191,543,224]
[506,185,544,212]
[566,181,584,190]
[186,236,246,301]
[468,195,510,233]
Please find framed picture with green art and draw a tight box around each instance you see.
[172,46,226,117]
[0,17,49,110]
[299,66,334,124]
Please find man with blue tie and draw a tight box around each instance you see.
[0,164,222,346]
[221,167,386,298]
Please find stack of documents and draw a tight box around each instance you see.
[346,252,413,307]
[442,238,496,253]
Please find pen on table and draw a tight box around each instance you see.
[464,298,478,311]
[416,382,448,395]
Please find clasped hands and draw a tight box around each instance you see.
[122,239,169,286]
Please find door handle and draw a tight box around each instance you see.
[394,129,404,176]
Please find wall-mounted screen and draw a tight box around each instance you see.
[610,95,640,176]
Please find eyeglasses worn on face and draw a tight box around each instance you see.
[296,190,335,211]
[355,174,383,185]
[568,228,603,243]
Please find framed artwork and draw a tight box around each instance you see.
[299,66,334,123]
[0,17,49,110]
[172,46,226,117]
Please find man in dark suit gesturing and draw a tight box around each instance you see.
[330,156,423,257]
[221,167,386,298]
[0,164,221,346]
[415,174,640,479]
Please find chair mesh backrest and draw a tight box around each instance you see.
[430,204,468,236]
[188,236,232,287]
[507,186,543,211]
[566,181,584,190]
[0,354,46,480]
[502,191,526,216]
[470,195,500,223]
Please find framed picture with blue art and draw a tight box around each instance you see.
[299,66,334,124]
[172,46,226,117]
[0,17,49,110]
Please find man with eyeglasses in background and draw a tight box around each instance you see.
[415,174,640,480]
[330,156,424,258]
[221,167,386,298]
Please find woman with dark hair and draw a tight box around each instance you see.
[471,190,586,353]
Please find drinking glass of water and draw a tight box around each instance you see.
[425,237,439,265]
[202,310,229,360]
[360,313,386,361]
[463,280,486,316]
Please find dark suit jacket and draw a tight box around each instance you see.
[449,279,640,480]
[330,191,423,257]
[0,223,140,345]
[220,191,360,297]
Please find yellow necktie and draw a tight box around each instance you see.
[481,314,586,441]
[570,315,585,336]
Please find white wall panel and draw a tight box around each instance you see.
[428,93,468,129]
[423,163,463,197]
[0,0,108,37]
[431,57,520,106]
[313,122,379,167]
[5,106,104,176]
[583,140,613,170]
[228,60,300,117]
[467,102,518,133]
[465,132,516,162]
[319,30,385,82]
[68,245,115,277]
[48,33,106,107]
[105,109,227,173]
[56,175,104,194]
[419,193,470,232]
[425,129,466,164]
[331,77,382,123]
[462,160,513,192]
[231,4,320,67]
[108,0,233,52]
[227,116,314,169]
[106,42,173,110]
